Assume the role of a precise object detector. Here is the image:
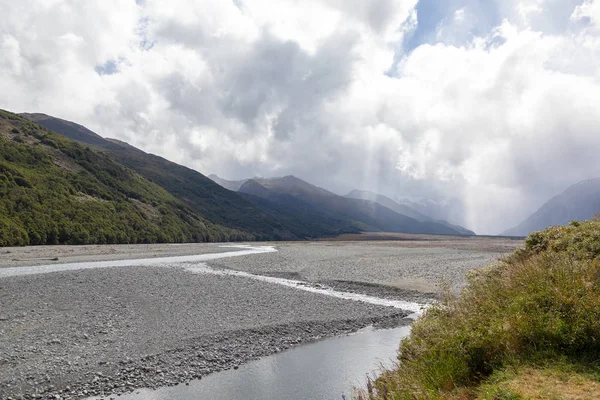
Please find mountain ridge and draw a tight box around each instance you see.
[345,189,475,235]
[237,176,466,235]
[503,178,600,236]
[1,109,252,246]
[21,112,475,239]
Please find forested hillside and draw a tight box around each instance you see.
[0,110,252,246]
[22,113,333,240]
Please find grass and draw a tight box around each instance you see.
[357,218,600,399]
[477,362,600,400]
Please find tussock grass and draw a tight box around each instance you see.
[358,218,600,399]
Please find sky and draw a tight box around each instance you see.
[1,0,600,234]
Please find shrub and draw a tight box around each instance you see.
[509,217,600,261]
[41,137,61,149]
[363,218,600,399]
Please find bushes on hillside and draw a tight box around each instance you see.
[0,113,255,246]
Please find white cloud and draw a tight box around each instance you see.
[1,0,600,233]
[572,0,600,29]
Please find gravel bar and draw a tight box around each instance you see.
[0,238,521,400]
[0,264,407,399]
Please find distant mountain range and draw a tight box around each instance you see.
[19,108,600,243]
[4,110,477,244]
[503,178,600,237]
[345,190,475,235]
[396,197,468,228]
[210,175,475,235]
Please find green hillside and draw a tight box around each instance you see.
[21,113,336,240]
[0,110,252,246]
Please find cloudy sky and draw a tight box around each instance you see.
[2,0,600,233]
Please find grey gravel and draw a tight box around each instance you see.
[0,264,407,400]
[211,241,515,291]
[0,239,520,400]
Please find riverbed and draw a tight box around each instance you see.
[0,237,521,399]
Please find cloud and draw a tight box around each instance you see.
[1,0,600,233]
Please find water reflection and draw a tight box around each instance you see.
[96,326,411,400]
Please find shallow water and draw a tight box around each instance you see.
[1,245,426,315]
[0,245,277,278]
[184,262,425,314]
[91,325,411,400]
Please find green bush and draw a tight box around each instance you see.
[41,136,61,149]
[511,217,600,261]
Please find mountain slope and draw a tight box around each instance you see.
[345,190,431,221]
[237,183,364,238]
[21,113,315,240]
[239,176,465,235]
[398,197,467,228]
[207,174,248,191]
[0,110,249,246]
[346,190,475,235]
[503,178,600,236]
[21,113,472,239]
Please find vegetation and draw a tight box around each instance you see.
[0,110,253,246]
[23,112,363,240]
[359,218,600,399]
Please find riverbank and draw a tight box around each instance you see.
[0,237,519,400]
[360,221,600,399]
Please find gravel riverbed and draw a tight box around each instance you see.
[0,238,521,400]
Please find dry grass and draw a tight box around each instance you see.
[505,368,600,399]
[475,364,600,400]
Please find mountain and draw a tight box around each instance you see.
[397,197,467,228]
[238,176,466,235]
[21,113,324,240]
[0,110,251,246]
[345,190,431,221]
[345,190,475,235]
[207,174,248,191]
[21,112,473,240]
[503,178,600,237]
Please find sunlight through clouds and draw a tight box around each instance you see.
[1,0,600,233]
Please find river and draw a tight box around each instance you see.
[90,325,411,400]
